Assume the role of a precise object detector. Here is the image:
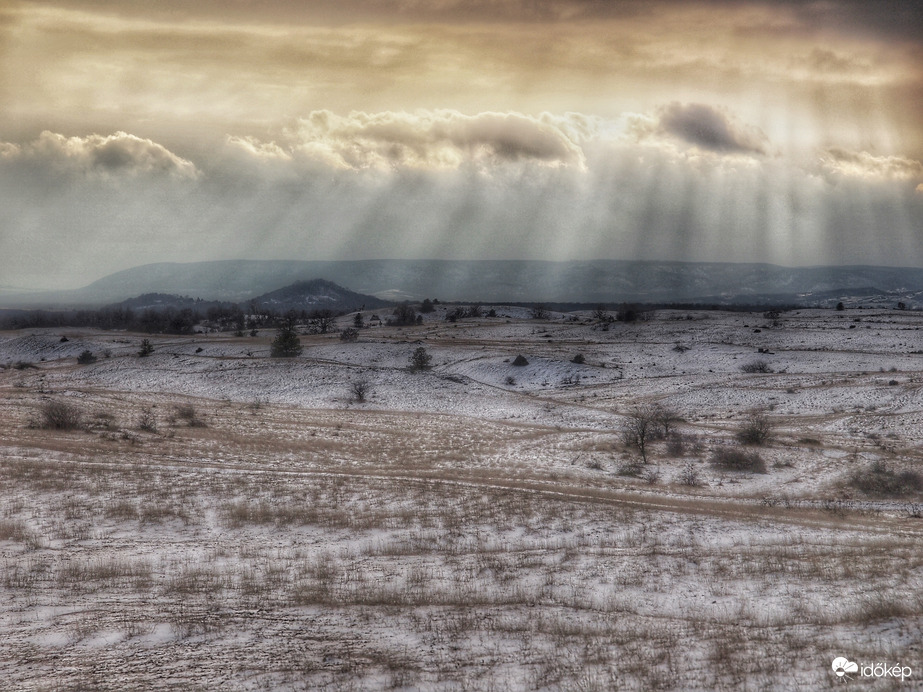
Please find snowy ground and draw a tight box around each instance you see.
[1,307,922,690]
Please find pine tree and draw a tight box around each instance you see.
[270,324,303,358]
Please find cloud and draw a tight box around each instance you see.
[282,110,587,170]
[0,131,199,181]
[655,103,768,155]
[820,147,923,180]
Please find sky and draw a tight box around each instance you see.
[1,0,922,289]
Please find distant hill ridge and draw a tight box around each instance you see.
[107,281,389,314]
[5,259,923,308]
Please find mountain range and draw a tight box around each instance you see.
[3,259,923,308]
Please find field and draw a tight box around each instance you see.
[2,306,922,690]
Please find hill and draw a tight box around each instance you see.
[248,279,390,313]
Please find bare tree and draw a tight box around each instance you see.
[736,409,773,445]
[308,309,336,334]
[651,403,680,439]
[392,304,417,326]
[622,405,657,464]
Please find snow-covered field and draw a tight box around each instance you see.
[1,307,922,689]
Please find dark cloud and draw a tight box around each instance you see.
[17,0,923,41]
[657,103,767,155]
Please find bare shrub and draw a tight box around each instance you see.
[849,462,923,497]
[677,462,702,486]
[666,433,687,457]
[174,403,207,427]
[710,446,767,473]
[38,400,83,430]
[339,327,359,342]
[740,359,772,373]
[617,462,643,477]
[571,353,585,364]
[640,466,660,485]
[350,379,370,403]
[138,407,158,432]
[736,410,773,445]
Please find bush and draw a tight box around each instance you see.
[38,400,83,430]
[409,346,432,371]
[350,380,370,403]
[666,433,687,457]
[138,407,158,432]
[76,350,97,365]
[849,462,923,496]
[736,410,773,445]
[137,339,155,357]
[392,304,417,326]
[270,324,303,358]
[174,403,206,427]
[740,360,772,373]
[710,446,767,473]
[530,304,550,320]
[571,354,585,364]
[677,462,702,486]
[339,328,358,342]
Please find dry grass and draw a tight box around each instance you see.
[2,353,923,689]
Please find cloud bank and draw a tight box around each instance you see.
[0,131,198,181]
[1,104,921,290]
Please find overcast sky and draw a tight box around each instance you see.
[1,0,922,288]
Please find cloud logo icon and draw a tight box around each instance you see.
[832,657,859,677]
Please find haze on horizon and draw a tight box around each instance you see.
[1,0,922,290]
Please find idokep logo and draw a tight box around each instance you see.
[832,657,858,679]
[832,656,913,682]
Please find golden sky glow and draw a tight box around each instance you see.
[1,0,922,287]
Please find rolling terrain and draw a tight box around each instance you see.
[1,306,922,689]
